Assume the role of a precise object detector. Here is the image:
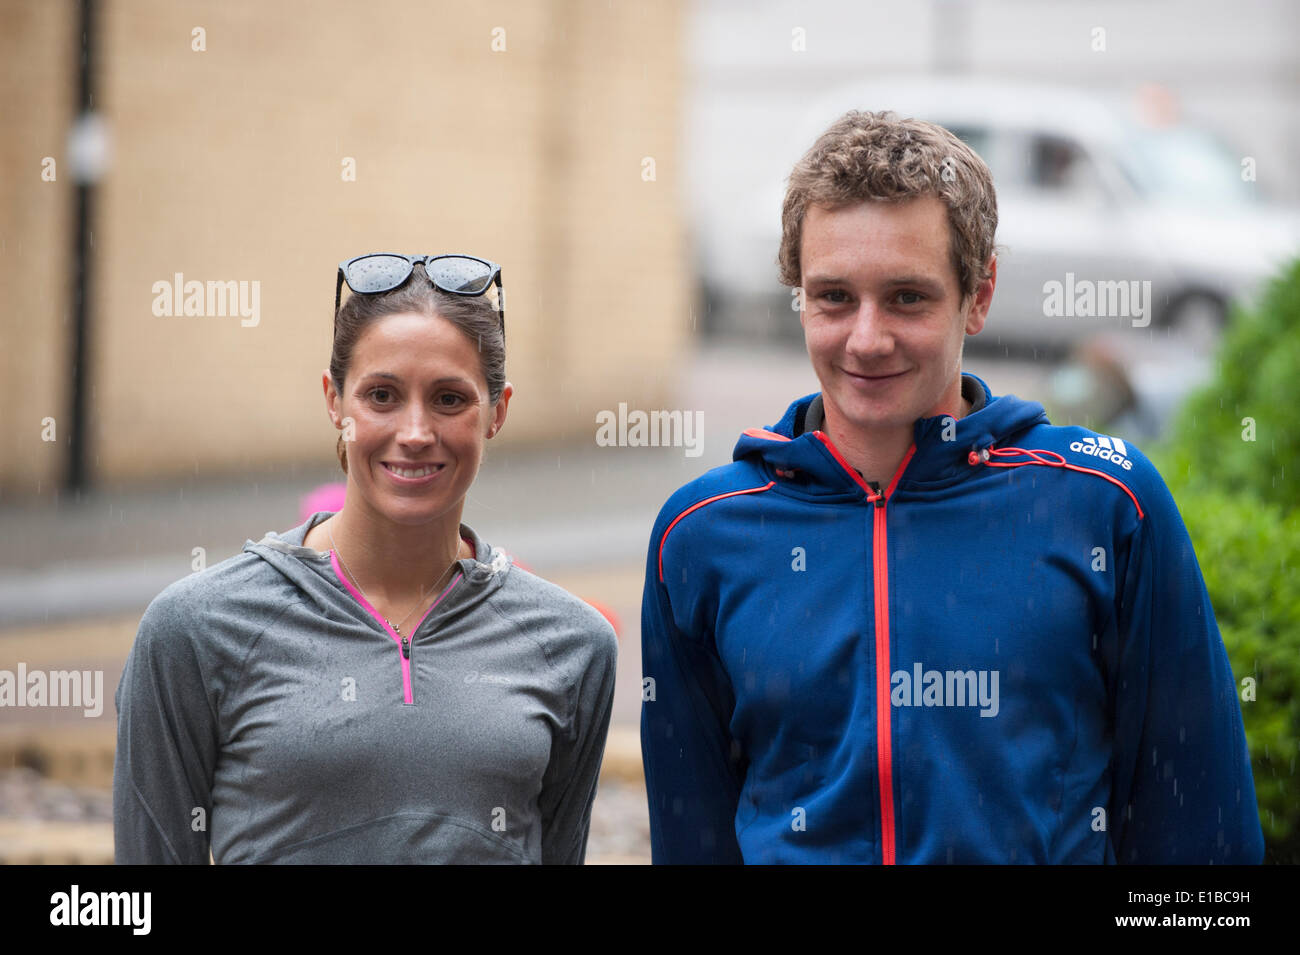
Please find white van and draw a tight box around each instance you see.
[699,77,1300,351]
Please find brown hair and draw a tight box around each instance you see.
[778,110,998,302]
[330,277,505,474]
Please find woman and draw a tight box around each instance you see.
[113,253,618,864]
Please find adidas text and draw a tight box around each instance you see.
[1070,435,1134,470]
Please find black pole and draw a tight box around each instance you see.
[66,0,97,494]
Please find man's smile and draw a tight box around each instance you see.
[841,367,910,383]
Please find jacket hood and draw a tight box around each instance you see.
[732,373,1050,494]
[241,512,512,625]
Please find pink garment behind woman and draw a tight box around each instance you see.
[299,482,348,523]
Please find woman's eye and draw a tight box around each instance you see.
[437,393,466,409]
[369,388,394,404]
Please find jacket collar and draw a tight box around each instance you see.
[732,373,1049,494]
[249,516,511,583]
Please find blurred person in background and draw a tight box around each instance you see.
[114,253,617,864]
[640,112,1262,864]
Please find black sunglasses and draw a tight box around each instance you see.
[335,253,504,334]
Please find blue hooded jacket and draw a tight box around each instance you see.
[640,373,1263,864]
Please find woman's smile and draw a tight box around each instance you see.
[380,460,447,484]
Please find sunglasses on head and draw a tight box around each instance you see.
[335,252,504,334]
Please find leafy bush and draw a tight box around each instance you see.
[1152,257,1300,863]
[1160,258,1300,509]
[1169,491,1300,862]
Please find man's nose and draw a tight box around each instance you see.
[844,300,893,356]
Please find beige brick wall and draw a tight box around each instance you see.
[0,0,76,494]
[0,0,689,493]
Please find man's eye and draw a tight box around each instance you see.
[820,290,850,305]
[897,291,924,306]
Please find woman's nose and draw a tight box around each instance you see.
[397,407,439,445]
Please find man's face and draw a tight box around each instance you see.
[799,196,993,436]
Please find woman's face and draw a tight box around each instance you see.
[325,310,510,527]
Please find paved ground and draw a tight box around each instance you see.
[0,338,1064,864]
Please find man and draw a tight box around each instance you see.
[640,110,1263,864]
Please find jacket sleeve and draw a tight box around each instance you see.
[1108,472,1264,864]
[113,592,219,864]
[539,615,618,865]
[640,516,746,864]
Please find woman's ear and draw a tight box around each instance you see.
[323,370,341,428]
[488,383,514,438]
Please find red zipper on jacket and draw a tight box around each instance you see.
[813,431,915,866]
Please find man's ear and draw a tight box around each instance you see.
[964,255,997,335]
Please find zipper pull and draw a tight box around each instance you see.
[869,480,886,508]
[401,635,410,659]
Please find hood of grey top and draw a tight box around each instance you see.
[242,511,511,636]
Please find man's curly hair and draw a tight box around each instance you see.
[778,110,998,302]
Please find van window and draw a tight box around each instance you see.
[1026,134,1106,199]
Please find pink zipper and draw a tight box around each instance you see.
[329,550,462,704]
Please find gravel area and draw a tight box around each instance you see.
[0,768,651,864]
[0,768,113,822]
[585,777,652,864]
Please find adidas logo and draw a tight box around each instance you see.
[1068,435,1134,471]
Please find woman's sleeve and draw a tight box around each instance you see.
[538,614,618,865]
[113,591,220,864]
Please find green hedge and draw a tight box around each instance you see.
[1159,258,1300,509]
[1170,492,1300,862]
[1151,257,1300,864]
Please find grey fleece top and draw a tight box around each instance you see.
[113,512,618,864]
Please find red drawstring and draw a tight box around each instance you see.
[968,445,1144,519]
[983,446,1066,468]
